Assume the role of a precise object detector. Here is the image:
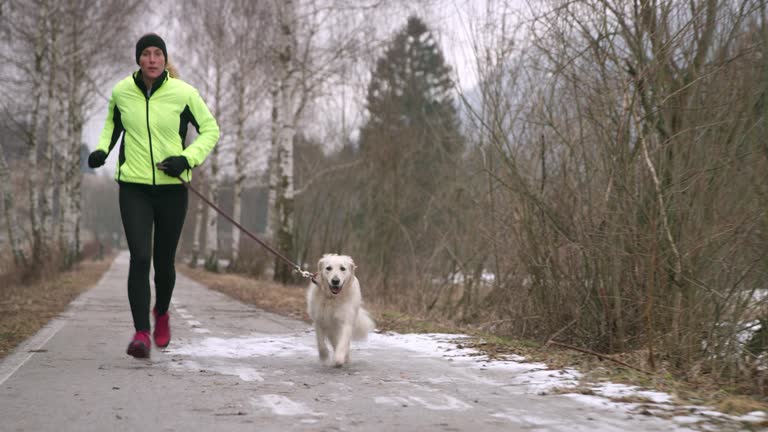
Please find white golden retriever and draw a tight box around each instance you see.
[306,254,375,367]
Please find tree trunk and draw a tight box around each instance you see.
[265,84,279,245]
[189,169,206,268]
[27,1,49,266]
[270,0,298,283]
[60,12,85,268]
[61,92,84,268]
[0,144,26,266]
[41,14,58,251]
[230,77,247,267]
[204,54,224,272]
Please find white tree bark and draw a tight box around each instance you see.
[189,169,205,268]
[41,8,59,247]
[182,0,233,272]
[264,85,279,243]
[25,0,50,264]
[204,61,223,271]
[61,38,85,266]
[59,1,83,265]
[232,98,245,263]
[228,0,268,266]
[267,0,299,281]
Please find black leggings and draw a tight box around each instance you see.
[119,183,188,331]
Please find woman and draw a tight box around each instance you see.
[88,33,219,358]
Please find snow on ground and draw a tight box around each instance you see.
[166,329,767,430]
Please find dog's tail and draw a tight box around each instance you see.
[353,308,375,340]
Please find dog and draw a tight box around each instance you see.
[306,254,375,367]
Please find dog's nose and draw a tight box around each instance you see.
[331,277,340,285]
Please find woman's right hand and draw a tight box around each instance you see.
[88,150,107,168]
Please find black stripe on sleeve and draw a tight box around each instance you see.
[178,105,200,149]
[108,105,124,152]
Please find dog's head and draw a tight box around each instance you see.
[317,254,355,295]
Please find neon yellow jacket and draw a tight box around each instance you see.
[96,70,219,185]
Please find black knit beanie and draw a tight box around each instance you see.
[135,33,167,65]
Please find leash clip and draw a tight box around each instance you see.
[294,266,319,285]
[294,266,313,279]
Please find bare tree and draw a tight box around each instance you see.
[174,0,236,272]
[227,0,271,269]
[0,0,144,270]
[58,0,143,267]
[15,0,53,266]
[264,0,385,282]
[452,0,768,384]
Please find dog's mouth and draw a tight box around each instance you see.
[329,284,342,295]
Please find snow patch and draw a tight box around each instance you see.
[168,359,264,382]
[374,394,471,411]
[166,334,315,358]
[592,383,672,404]
[250,394,325,417]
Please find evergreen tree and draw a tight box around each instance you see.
[357,15,464,289]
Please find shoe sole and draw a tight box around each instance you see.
[126,341,150,358]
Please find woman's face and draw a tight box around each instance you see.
[139,46,165,82]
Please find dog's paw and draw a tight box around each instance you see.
[332,352,347,367]
[318,349,329,362]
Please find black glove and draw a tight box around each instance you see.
[88,150,107,168]
[157,156,190,177]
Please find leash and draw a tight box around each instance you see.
[177,176,316,282]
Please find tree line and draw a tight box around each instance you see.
[1,0,766,394]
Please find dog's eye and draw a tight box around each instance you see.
[325,266,332,271]
[340,266,346,272]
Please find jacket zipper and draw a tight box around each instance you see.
[145,88,156,186]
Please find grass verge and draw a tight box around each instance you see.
[0,255,115,359]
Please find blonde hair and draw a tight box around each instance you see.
[166,57,180,78]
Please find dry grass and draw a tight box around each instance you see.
[179,265,459,334]
[461,334,768,417]
[179,265,310,322]
[0,255,116,359]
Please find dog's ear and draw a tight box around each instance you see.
[347,257,356,277]
[317,256,326,274]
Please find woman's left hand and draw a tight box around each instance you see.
[157,156,190,177]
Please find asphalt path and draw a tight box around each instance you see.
[0,251,700,432]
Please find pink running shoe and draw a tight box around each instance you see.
[153,308,171,348]
[126,330,151,358]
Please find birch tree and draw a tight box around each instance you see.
[0,0,143,270]
[264,0,382,281]
[0,0,68,267]
[227,0,271,269]
[20,0,53,266]
[41,6,59,250]
[57,0,142,267]
[175,0,234,272]
[265,0,300,282]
